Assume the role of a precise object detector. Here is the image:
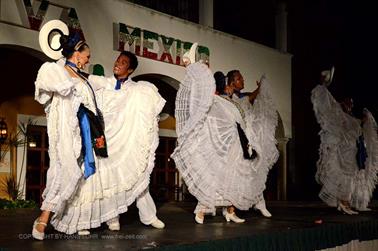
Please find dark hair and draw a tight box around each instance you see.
[214,71,226,95]
[226,70,240,85]
[120,51,138,71]
[60,33,89,59]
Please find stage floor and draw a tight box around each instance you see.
[0,201,377,250]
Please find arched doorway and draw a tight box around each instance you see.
[0,45,50,104]
[0,45,48,203]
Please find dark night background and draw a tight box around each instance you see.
[218,0,378,200]
[219,0,378,200]
[129,0,378,201]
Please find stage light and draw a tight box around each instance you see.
[28,136,37,148]
[0,117,8,161]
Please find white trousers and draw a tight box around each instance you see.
[136,189,158,225]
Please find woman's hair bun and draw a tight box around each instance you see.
[60,33,81,58]
[214,71,226,94]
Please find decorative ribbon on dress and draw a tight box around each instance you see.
[66,60,101,179]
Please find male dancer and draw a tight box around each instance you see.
[89,51,165,229]
[227,69,276,218]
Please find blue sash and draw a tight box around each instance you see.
[66,60,108,178]
[356,135,368,170]
[77,103,96,179]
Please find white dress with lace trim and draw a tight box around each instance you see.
[311,84,378,209]
[233,77,279,206]
[172,63,277,214]
[35,62,165,234]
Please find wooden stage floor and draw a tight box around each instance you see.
[0,201,377,250]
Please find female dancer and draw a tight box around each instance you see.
[226,69,278,218]
[311,68,378,214]
[33,20,165,239]
[32,21,103,239]
[172,44,278,224]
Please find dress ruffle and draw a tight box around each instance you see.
[175,63,215,139]
[235,77,279,201]
[172,63,278,213]
[50,81,165,234]
[351,109,378,209]
[36,63,85,215]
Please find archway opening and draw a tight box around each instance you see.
[0,45,49,203]
[0,45,50,104]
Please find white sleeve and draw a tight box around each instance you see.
[244,77,279,168]
[311,84,349,136]
[34,62,74,105]
[88,75,112,91]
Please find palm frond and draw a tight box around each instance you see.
[0,118,37,200]
[0,176,22,201]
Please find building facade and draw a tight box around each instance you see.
[0,0,291,202]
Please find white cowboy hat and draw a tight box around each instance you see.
[330,66,335,83]
[159,113,170,122]
[39,20,69,60]
[321,66,335,86]
[183,42,198,65]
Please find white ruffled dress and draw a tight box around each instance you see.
[232,78,279,205]
[35,62,165,234]
[171,63,278,214]
[311,84,378,210]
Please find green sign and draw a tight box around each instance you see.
[116,23,210,67]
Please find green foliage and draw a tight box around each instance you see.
[0,119,32,161]
[1,175,22,201]
[1,119,36,201]
[0,198,37,209]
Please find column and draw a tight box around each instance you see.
[199,0,213,28]
[277,137,289,200]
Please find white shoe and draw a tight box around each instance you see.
[347,208,359,215]
[337,203,359,215]
[183,42,198,66]
[254,200,272,218]
[222,208,245,223]
[195,213,204,224]
[150,219,165,229]
[359,208,372,212]
[77,230,91,235]
[257,208,272,218]
[107,218,120,231]
[32,218,47,240]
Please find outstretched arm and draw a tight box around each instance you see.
[243,80,261,104]
[88,75,113,91]
[248,82,261,103]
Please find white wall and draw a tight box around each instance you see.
[0,0,292,137]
